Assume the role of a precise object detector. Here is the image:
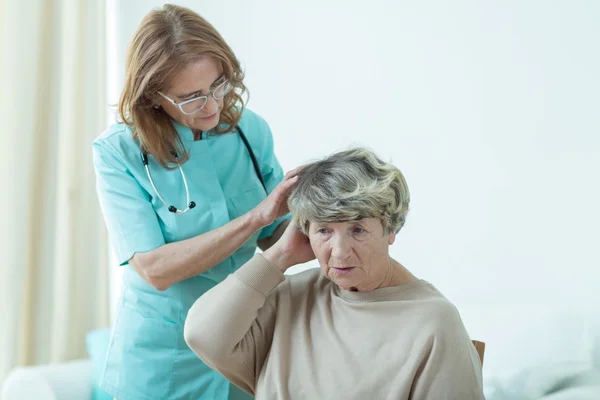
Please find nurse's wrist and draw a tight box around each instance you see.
[247,209,272,230]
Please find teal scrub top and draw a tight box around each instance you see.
[92,108,289,400]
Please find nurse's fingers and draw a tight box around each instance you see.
[258,175,298,221]
[276,175,299,194]
[283,166,303,181]
[268,175,298,204]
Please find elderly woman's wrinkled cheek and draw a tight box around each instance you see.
[311,238,331,271]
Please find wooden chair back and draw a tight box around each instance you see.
[472,340,485,366]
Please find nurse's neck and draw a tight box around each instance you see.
[192,129,203,141]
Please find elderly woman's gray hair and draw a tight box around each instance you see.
[288,147,410,235]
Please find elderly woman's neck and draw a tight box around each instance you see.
[343,258,417,292]
[377,258,416,289]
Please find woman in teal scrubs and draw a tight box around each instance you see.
[92,5,295,400]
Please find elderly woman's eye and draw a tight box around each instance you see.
[317,228,329,234]
[353,227,366,234]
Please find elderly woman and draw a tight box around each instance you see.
[184,148,485,399]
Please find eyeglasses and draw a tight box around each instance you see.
[158,79,233,115]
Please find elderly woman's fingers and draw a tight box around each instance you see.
[271,220,315,267]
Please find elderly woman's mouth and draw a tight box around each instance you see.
[332,267,355,275]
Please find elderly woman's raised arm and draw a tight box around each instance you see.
[183,254,284,395]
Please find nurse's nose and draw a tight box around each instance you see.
[202,96,219,116]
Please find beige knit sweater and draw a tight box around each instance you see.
[184,255,485,399]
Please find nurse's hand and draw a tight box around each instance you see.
[252,170,300,227]
[262,222,315,272]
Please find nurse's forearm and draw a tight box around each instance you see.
[130,212,265,291]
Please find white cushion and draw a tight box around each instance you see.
[540,386,600,400]
[457,302,596,381]
[1,359,92,400]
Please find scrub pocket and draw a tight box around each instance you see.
[230,187,266,218]
[103,301,180,399]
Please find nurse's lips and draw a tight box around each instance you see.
[199,113,217,120]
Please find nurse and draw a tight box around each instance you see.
[92,4,295,400]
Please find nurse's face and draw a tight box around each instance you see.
[158,57,225,132]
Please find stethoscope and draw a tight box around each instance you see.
[141,126,266,215]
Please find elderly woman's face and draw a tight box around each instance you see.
[308,218,397,291]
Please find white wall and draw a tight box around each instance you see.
[110,0,600,385]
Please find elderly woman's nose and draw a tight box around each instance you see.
[330,235,351,257]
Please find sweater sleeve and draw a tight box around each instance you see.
[184,254,285,395]
[410,301,486,400]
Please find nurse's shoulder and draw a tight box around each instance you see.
[237,108,275,157]
[92,122,140,167]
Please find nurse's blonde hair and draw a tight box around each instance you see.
[118,4,247,169]
[289,148,410,235]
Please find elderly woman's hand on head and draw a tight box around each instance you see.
[262,222,315,273]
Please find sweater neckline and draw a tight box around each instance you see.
[335,278,427,303]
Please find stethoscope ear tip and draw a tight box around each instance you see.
[189,201,196,209]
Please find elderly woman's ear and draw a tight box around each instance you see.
[388,230,397,245]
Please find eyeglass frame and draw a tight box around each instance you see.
[157,78,232,115]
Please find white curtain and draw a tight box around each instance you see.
[0,0,109,382]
